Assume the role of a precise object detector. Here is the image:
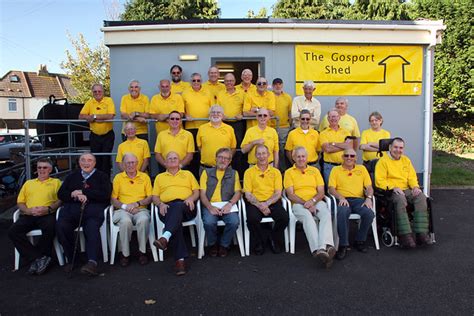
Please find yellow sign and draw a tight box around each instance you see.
[295,45,423,95]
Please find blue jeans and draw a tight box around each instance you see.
[323,163,336,185]
[201,207,239,248]
[337,198,375,247]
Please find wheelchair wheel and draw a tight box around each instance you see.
[382,230,394,247]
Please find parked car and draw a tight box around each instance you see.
[0,133,43,161]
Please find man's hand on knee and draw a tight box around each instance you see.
[393,187,405,196]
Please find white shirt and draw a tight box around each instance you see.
[291,96,321,129]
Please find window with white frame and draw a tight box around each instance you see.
[8,98,17,112]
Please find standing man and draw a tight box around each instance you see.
[199,148,241,257]
[149,79,185,134]
[8,158,61,275]
[271,78,292,170]
[116,122,150,173]
[56,153,111,275]
[111,153,152,266]
[170,65,191,95]
[285,110,320,168]
[243,77,275,129]
[153,151,200,276]
[79,83,116,176]
[244,145,288,255]
[202,66,225,103]
[319,109,352,184]
[375,137,431,248]
[196,105,236,170]
[328,149,375,260]
[120,80,150,141]
[291,80,321,129]
[236,68,256,94]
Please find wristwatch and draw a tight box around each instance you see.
[311,198,317,203]
[366,195,373,199]
[93,114,97,121]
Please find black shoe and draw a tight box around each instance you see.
[35,256,52,275]
[354,241,368,253]
[269,239,282,254]
[27,260,39,275]
[254,243,265,255]
[80,261,99,276]
[336,246,347,260]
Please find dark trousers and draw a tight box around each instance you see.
[56,203,105,263]
[90,130,114,176]
[8,213,56,262]
[187,128,200,180]
[158,200,196,260]
[226,120,247,178]
[245,199,288,249]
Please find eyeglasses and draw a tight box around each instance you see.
[210,111,223,115]
[300,117,311,121]
[257,114,268,117]
[37,166,49,169]
[169,117,181,121]
[192,79,201,82]
[217,156,231,161]
[343,154,356,158]
[256,82,267,86]
[171,71,181,75]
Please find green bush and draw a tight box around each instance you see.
[432,120,473,154]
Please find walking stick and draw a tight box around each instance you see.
[69,201,86,275]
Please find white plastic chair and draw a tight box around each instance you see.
[13,209,64,270]
[285,195,337,254]
[197,199,246,258]
[56,206,109,263]
[241,198,290,256]
[152,202,202,261]
[329,195,380,250]
[108,206,158,265]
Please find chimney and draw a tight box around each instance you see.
[38,64,49,76]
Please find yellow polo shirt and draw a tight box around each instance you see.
[182,88,212,129]
[153,169,199,203]
[284,165,324,201]
[171,81,191,95]
[241,125,279,164]
[319,113,360,137]
[196,122,236,166]
[243,165,282,201]
[17,177,61,208]
[80,97,115,135]
[328,165,371,198]
[216,89,245,119]
[120,94,150,135]
[375,155,419,191]
[149,93,184,133]
[243,90,276,128]
[155,128,195,161]
[200,169,241,202]
[202,81,225,103]
[236,83,256,94]
[319,127,351,164]
[112,171,152,205]
[271,92,292,128]
[285,127,320,163]
[360,128,391,161]
[116,138,151,171]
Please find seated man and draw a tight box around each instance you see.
[284,147,335,268]
[56,153,111,276]
[199,148,241,257]
[8,158,61,275]
[116,122,150,173]
[328,149,375,260]
[243,144,288,255]
[375,137,431,248]
[152,151,199,276]
[111,153,152,266]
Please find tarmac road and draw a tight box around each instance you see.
[0,189,473,314]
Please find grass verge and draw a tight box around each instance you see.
[431,150,474,186]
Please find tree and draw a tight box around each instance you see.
[247,7,268,18]
[347,0,411,20]
[121,0,220,21]
[61,34,110,104]
[272,0,351,20]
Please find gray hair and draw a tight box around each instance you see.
[122,152,138,163]
[209,105,224,115]
[335,97,349,106]
[129,79,140,87]
[303,80,315,89]
[292,146,308,159]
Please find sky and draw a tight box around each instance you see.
[0,0,277,75]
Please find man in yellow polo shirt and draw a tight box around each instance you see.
[116,122,150,172]
[375,137,431,248]
[153,151,200,276]
[111,153,152,266]
[79,83,116,175]
[236,68,256,94]
[8,158,61,275]
[320,109,353,184]
[284,147,335,268]
[241,108,279,168]
[285,109,320,168]
[120,80,150,141]
[149,79,185,133]
[154,111,194,171]
[271,78,292,170]
[243,77,276,129]
[243,144,288,255]
[183,73,212,131]
[199,148,241,257]
[196,105,236,170]
[202,66,225,103]
[328,149,375,260]
[170,65,191,95]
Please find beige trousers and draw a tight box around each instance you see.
[113,209,150,257]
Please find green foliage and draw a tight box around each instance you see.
[432,120,473,154]
[121,0,220,20]
[272,0,351,19]
[410,0,473,117]
[60,34,110,104]
[247,7,268,18]
[347,0,411,20]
